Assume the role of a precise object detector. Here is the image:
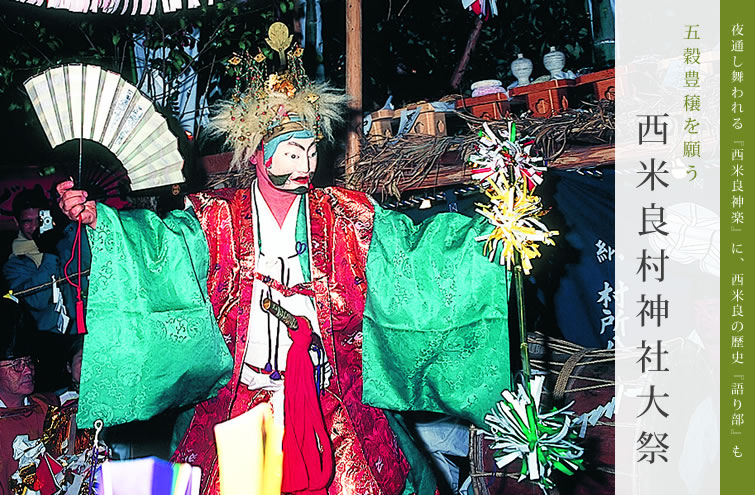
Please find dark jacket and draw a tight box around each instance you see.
[2,224,89,334]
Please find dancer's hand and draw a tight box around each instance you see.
[57,180,97,229]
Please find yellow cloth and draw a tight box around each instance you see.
[11,233,43,268]
[214,403,283,495]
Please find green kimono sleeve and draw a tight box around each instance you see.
[362,204,512,428]
[77,204,233,429]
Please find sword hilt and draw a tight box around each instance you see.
[261,297,299,330]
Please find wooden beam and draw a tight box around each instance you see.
[393,144,614,194]
[549,143,614,169]
[199,143,615,192]
[345,0,362,178]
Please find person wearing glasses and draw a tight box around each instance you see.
[0,298,57,495]
[0,356,35,409]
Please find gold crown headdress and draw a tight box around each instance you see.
[207,23,348,169]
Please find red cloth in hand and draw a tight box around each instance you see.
[281,316,333,494]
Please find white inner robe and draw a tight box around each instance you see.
[239,182,326,422]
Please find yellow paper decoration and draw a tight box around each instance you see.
[475,175,559,275]
[214,403,284,495]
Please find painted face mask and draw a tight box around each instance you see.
[263,131,318,194]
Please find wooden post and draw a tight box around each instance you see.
[345,0,362,178]
[450,16,484,91]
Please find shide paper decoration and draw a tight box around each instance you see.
[11,0,213,15]
[9,415,108,495]
[475,176,558,275]
[95,457,201,495]
[471,122,557,275]
[469,122,546,191]
[471,122,586,491]
[484,375,584,492]
[461,0,499,18]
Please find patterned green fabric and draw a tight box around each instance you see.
[363,205,512,428]
[77,204,233,428]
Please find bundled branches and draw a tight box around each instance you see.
[345,101,614,199]
[344,133,466,199]
[467,101,615,159]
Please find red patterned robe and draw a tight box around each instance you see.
[171,186,410,495]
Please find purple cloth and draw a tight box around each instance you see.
[471,86,506,97]
[94,457,198,495]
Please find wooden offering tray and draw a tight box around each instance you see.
[509,79,576,118]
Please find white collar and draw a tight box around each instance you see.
[0,396,31,408]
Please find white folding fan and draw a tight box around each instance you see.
[24,64,185,193]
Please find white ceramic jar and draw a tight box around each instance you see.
[511,54,533,86]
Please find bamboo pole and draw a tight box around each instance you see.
[508,135,531,382]
[513,257,531,381]
[345,0,362,178]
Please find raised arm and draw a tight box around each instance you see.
[56,180,97,229]
[74,198,233,428]
[362,204,512,427]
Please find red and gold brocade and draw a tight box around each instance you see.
[172,187,410,495]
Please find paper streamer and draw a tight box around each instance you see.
[468,122,546,191]
[474,175,559,275]
[11,0,208,14]
[572,397,615,438]
[484,375,584,491]
[214,402,283,495]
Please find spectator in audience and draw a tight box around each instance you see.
[57,335,84,405]
[3,188,68,333]
[0,298,58,495]
[3,187,90,393]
